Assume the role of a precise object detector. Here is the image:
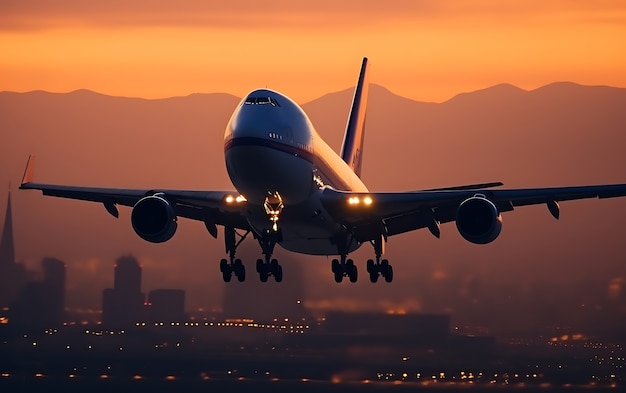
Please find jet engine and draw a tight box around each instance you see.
[455,195,502,244]
[131,194,177,243]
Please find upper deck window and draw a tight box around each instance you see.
[244,96,280,107]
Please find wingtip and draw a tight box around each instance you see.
[19,155,35,187]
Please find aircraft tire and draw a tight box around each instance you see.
[384,265,393,283]
[274,265,283,282]
[234,259,245,282]
[349,264,358,283]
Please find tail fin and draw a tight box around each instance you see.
[340,57,369,177]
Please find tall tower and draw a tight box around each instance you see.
[0,191,27,307]
[0,192,15,269]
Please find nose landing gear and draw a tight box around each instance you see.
[255,192,285,282]
[255,227,283,282]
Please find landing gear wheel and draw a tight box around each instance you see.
[274,265,283,282]
[334,271,343,283]
[347,259,358,283]
[260,268,269,282]
[256,259,264,273]
[220,258,232,282]
[219,259,228,273]
[381,259,393,283]
[369,272,379,283]
[233,259,245,282]
[384,265,393,283]
[331,259,340,274]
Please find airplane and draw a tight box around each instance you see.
[20,57,626,284]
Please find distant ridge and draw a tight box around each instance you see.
[3,81,624,105]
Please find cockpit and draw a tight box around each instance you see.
[243,96,281,107]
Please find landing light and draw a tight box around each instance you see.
[348,196,373,206]
[225,195,247,204]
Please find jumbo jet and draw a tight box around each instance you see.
[20,58,626,284]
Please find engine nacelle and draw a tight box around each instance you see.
[455,195,502,244]
[131,194,177,243]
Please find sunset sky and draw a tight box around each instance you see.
[1,1,625,103]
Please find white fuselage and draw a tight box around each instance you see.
[224,89,368,255]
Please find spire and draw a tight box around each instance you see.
[0,191,16,268]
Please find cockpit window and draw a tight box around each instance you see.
[243,96,280,107]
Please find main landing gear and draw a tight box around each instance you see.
[330,235,358,283]
[330,235,393,283]
[366,236,393,283]
[218,226,284,283]
[219,226,249,282]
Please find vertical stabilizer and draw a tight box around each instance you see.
[340,57,369,177]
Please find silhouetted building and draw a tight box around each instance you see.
[102,255,145,327]
[41,257,66,322]
[146,289,186,322]
[0,192,30,307]
[9,257,66,327]
[114,254,142,292]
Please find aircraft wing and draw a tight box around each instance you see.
[320,183,626,241]
[19,156,251,236]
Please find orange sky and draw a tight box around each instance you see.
[1,1,625,102]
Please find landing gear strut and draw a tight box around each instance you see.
[220,226,249,282]
[366,236,393,283]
